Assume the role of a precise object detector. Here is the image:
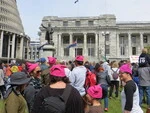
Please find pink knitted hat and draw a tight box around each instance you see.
[26,62,38,73]
[75,55,84,61]
[50,65,66,77]
[119,64,132,75]
[87,85,102,99]
[47,56,56,65]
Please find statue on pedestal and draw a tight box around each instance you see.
[41,23,54,45]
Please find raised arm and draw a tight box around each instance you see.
[41,24,47,29]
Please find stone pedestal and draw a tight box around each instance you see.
[40,44,55,58]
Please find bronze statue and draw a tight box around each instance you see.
[41,23,54,45]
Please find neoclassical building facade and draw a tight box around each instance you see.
[0,0,30,62]
[39,14,150,62]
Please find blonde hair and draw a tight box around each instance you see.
[111,61,119,68]
[142,48,148,54]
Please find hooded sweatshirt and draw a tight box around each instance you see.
[69,66,87,96]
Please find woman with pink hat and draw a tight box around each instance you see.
[84,85,104,113]
[119,64,143,113]
[32,64,84,113]
[24,62,42,113]
[47,56,57,66]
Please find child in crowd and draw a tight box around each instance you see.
[84,85,104,113]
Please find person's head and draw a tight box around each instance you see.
[86,85,102,103]
[38,57,46,64]
[49,64,70,85]
[74,55,84,66]
[111,61,119,68]
[26,62,41,78]
[142,48,148,54]
[119,64,132,82]
[47,56,57,66]
[94,63,101,72]
[98,66,104,72]
[9,72,31,92]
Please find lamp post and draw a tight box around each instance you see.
[102,31,109,61]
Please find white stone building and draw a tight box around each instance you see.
[29,39,40,61]
[0,0,30,62]
[39,14,150,62]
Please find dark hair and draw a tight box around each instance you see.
[75,60,83,65]
[94,63,100,71]
[49,75,70,84]
[124,72,133,78]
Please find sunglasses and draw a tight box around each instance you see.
[36,70,42,73]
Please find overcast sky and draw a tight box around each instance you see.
[17,0,150,39]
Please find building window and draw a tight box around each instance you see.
[88,48,95,56]
[63,21,68,26]
[88,21,93,26]
[106,45,110,54]
[143,36,148,43]
[131,36,136,43]
[120,46,125,55]
[132,47,136,55]
[75,21,80,26]
[87,37,95,43]
[105,34,109,41]
[75,48,82,56]
[64,48,69,56]
[62,36,69,44]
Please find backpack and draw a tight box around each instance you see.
[84,70,97,90]
[111,68,119,80]
[139,56,149,67]
[42,85,72,113]
[106,74,111,86]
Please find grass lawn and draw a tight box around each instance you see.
[0,96,147,113]
[102,96,147,113]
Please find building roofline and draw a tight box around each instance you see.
[117,21,150,25]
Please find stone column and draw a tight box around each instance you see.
[69,33,73,57]
[140,33,144,50]
[0,31,4,57]
[34,46,37,60]
[58,34,62,57]
[20,37,23,59]
[95,33,98,57]
[11,34,15,58]
[84,33,87,56]
[26,40,30,59]
[128,33,131,57]
[7,36,11,63]
[98,32,104,61]
[30,46,33,60]
[116,33,120,58]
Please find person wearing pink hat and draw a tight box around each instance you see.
[119,64,143,113]
[84,85,104,113]
[47,56,57,66]
[69,55,87,96]
[40,56,57,86]
[32,64,84,113]
[24,62,42,113]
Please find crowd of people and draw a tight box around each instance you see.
[0,48,150,113]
